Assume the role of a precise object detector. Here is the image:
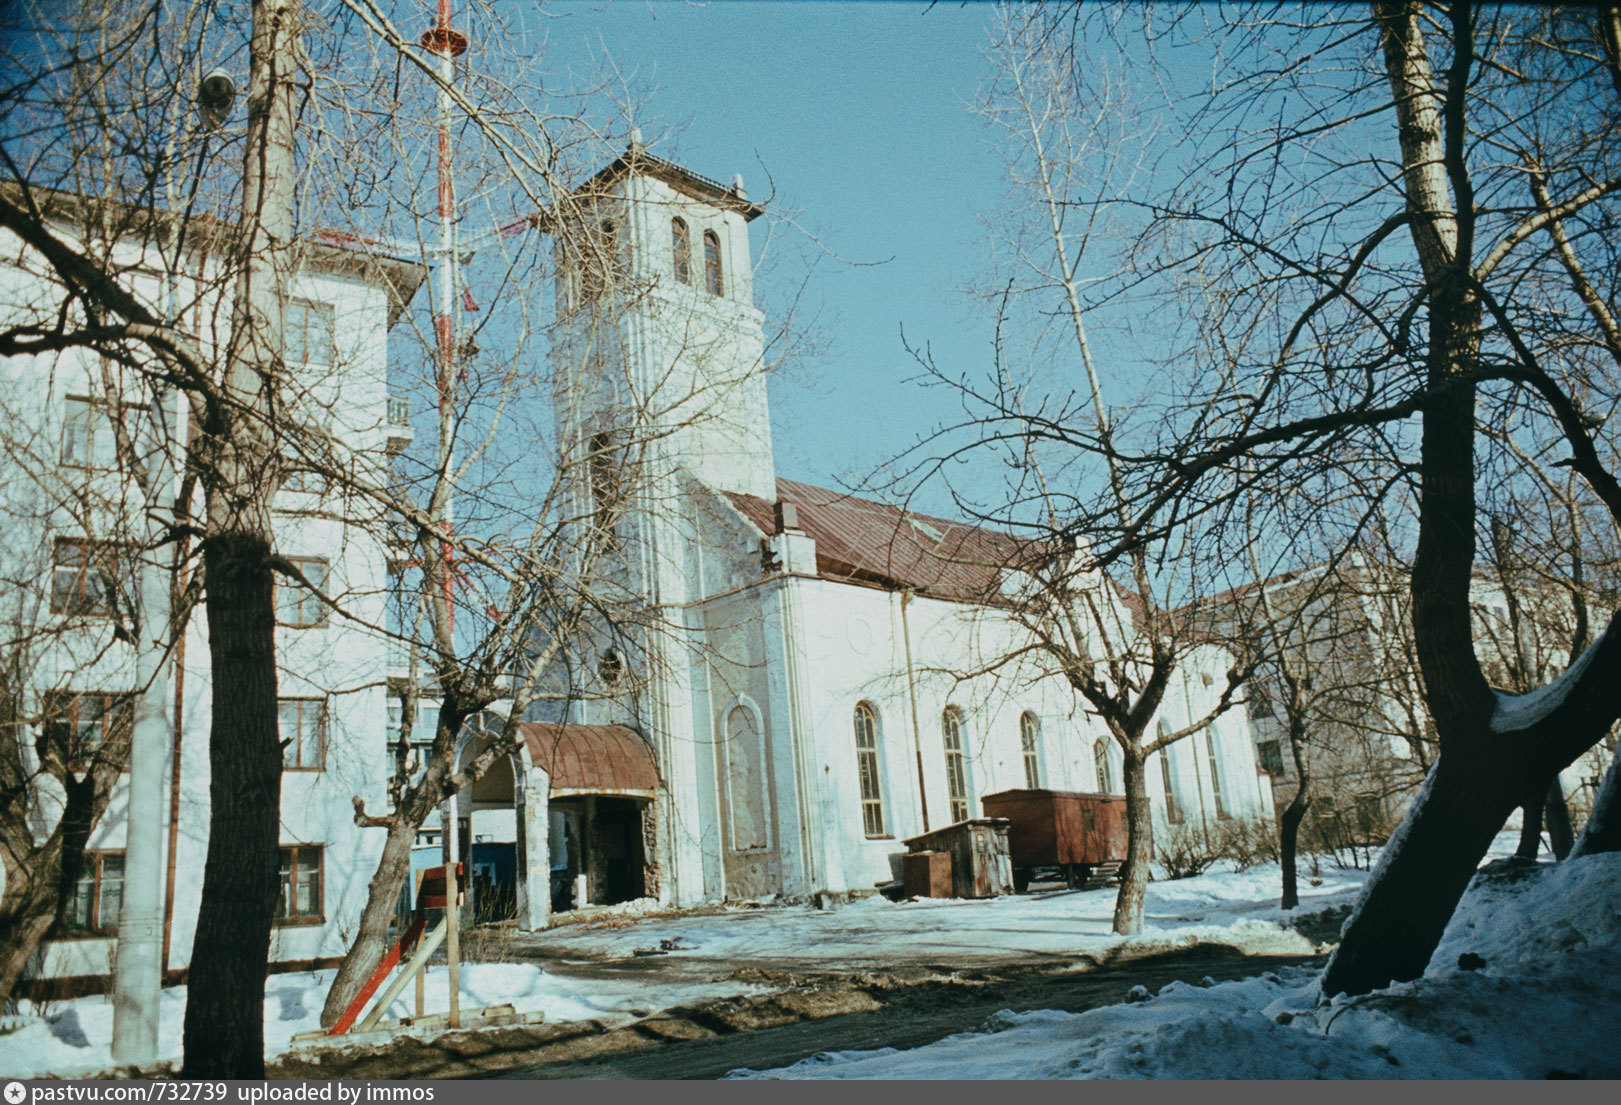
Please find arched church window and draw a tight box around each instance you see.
[1020,712,1041,788]
[588,431,622,546]
[725,705,769,852]
[1158,724,1185,824]
[1094,738,1113,793]
[1206,729,1229,820]
[853,703,886,838]
[598,648,623,688]
[703,230,723,296]
[672,218,692,285]
[941,707,971,823]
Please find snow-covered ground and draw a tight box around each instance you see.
[5,833,1598,1080]
[0,960,760,1079]
[524,859,1364,967]
[730,849,1621,1079]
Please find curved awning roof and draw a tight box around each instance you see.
[519,723,661,797]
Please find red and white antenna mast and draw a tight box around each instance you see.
[423,0,467,635]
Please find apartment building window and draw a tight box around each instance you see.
[386,698,438,786]
[287,299,335,366]
[51,538,132,617]
[276,557,329,627]
[1019,712,1042,788]
[279,697,327,771]
[941,707,971,823]
[853,702,887,838]
[62,851,124,934]
[60,394,154,472]
[276,845,323,923]
[43,690,134,771]
[281,467,328,495]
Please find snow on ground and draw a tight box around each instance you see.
[1,833,1564,1080]
[529,860,1368,968]
[730,847,1621,1079]
[0,961,761,1079]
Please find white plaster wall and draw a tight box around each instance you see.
[0,235,398,980]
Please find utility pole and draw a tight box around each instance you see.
[112,65,235,1066]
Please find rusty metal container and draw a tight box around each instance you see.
[902,818,1013,899]
[901,851,953,898]
[980,789,1129,891]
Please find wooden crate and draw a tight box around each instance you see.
[901,851,953,898]
[902,819,1013,899]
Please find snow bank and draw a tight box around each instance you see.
[0,962,761,1079]
[731,851,1621,1079]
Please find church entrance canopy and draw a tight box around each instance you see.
[518,722,661,798]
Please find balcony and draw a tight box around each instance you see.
[385,395,413,454]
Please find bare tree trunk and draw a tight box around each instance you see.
[180,0,297,1078]
[1278,713,1311,910]
[1278,790,1308,911]
[0,894,56,1002]
[182,535,281,1076]
[1545,777,1574,859]
[1324,613,1621,995]
[1111,750,1153,934]
[318,737,461,1029]
[1515,789,1545,860]
[317,805,420,1028]
[0,766,117,1000]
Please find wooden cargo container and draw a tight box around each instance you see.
[980,788,1129,893]
[901,818,1013,899]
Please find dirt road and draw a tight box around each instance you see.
[491,945,1321,1080]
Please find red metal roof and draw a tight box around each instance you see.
[519,723,660,795]
[726,479,1043,603]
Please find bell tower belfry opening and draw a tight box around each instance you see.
[551,133,776,502]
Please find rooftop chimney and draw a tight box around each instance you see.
[773,499,800,534]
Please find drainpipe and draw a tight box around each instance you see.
[899,590,930,834]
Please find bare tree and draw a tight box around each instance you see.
[980,2,1621,996]
[882,6,1258,935]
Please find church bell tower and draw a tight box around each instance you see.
[550,133,775,502]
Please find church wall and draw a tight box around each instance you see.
[768,576,1269,895]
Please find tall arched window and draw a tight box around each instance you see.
[1094,739,1113,793]
[853,703,886,838]
[941,707,970,823]
[1158,730,1185,824]
[671,217,692,285]
[1205,729,1229,820]
[1019,712,1041,789]
[725,705,769,851]
[703,230,723,296]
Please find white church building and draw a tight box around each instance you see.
[457,143,1271,928]
[3,145,1268,999]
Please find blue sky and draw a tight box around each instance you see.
[537,1,1011,498]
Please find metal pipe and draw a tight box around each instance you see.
[900,590,930,833]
